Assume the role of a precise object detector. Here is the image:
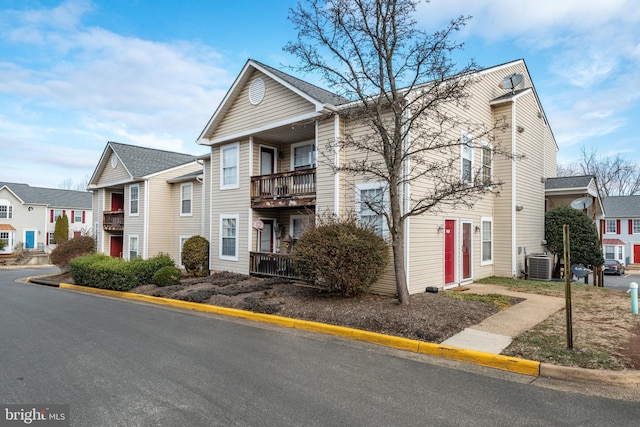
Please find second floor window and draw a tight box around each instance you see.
[292,142,316,170]
[0,204,11,219]
[461,133,473,184]
[74,210,83,223]
[181,183,192,215]
[633,219,640,234]
[130,185,139,215]
[481,142,492,185]
[221,143,239,189]
[606,219,617,234]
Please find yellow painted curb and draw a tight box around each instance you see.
[59,283,539,375]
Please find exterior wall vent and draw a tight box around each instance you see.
[249,78,266,105]
[528,255,553,281]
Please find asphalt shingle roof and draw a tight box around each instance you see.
[0,182,92,209]
[109,142,198,178]
[545,175,595,190]
[253,60,350,106]
[602,196,640,217]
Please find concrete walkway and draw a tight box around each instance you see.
[442,284,566,354]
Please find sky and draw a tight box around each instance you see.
[1,0,638,190]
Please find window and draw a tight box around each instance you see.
[461,133,473,183]
[481,142,492,185]
[481,218,493,264]
[618,245,624,260]
[53,209,63,222]
[179,235,191,268]
[48,232,56,245]
[181,183,192,216]
[0,202,12,219]
[356,183,386,237]
[292,141,316,170]
[129,235,138,259]
[220,214,239,260]
[221,143,239,189]
[605,219,616,234]
[129,184,139,215]
[74,210,83,223]
[633,219,640,234]
[604,245,615,260]
[290,215,312,240]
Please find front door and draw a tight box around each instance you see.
[635,244,640,264]
[110,236,123,258]
[25,231,35,249]
[111,193,124,211]
[444,220,456,284]
[259,219,274,253]
[462,222,471,280]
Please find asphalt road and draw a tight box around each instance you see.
[600,270,639,291]
[2,268,640,426]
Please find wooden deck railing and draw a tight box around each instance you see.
[249,252,302,280]
[250,169,316,208]
[103,210,124,231]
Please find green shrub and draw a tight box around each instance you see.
[70,252,175,291]
[54,214,69,244]
[129,253,175,285]
[291,215,389,296]
[181,236,209,277]
[152,266,182,287]
[49,236,95,272]
[0,239,6,252]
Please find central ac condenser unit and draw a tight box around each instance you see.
[528,255,553,281]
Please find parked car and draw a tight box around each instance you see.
[603,260,626,275]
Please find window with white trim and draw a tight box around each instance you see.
[74,210,83,223]
[633,219,640,234]
[179,235,191,268]
[53,209,63,222]
[48,232,56,245]
[481,218,493,264]
[180,183,192,216]
[129,184,139,216]
[481,141,492,185]
[290,215,313,240]
[605,219,616,234]
[355,183,387,238]
[461,133,473,183]
[221,143,239,189]
[604,245,615,259]
[129,235,138,259]
[220,214,239,260]
[0,201,12,219]
[291,141,316,170]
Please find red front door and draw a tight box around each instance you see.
[444,220,455,283]
[634,245,640,264]
[111,193,124,211]
[110,236,123,258]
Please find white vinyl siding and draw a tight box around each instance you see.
[220,214,239,261]
[221,143,240,189]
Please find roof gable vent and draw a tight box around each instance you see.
[249,77,265,105]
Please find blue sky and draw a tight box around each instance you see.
[1,0,638,189]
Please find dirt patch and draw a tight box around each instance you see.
[50,271,505,343]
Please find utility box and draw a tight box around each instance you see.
[528,255,553,281]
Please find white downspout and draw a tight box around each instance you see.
[143,180,149,259]
[248,138,254,252]
[512,101,518,277]
[333,114,340,214]
[403,103,411,288]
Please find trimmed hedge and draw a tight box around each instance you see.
[152,265,182,287]
[70,253,177,291]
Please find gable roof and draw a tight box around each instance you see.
[545,175,596,191]
[89,142,199,187]
[603,196,640,218]
[197,59,348,143]
[0,182,92,209]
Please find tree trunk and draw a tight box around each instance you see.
[391,230,410,304]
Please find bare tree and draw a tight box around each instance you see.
[286,0,514,304]
[558,147,640,196]
[58,174,91,192]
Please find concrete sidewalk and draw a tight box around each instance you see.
[442,284,566,354]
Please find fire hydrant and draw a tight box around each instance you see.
[628,282,638,315]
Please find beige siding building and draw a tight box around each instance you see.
[196,58,558,294]
[88,142,204,266]
[0,182,93,255]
